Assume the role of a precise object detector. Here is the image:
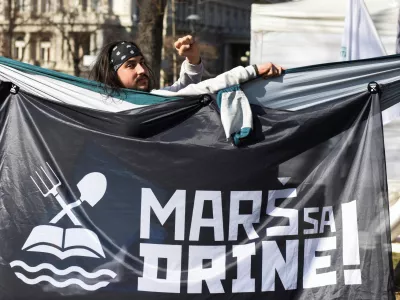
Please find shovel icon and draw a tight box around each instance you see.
[50,172,107,224]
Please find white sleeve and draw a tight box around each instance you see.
[152,65,257,97]
[159,60,204,92]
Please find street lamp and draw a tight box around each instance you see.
[186,14,200,35]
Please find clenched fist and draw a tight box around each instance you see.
[174,35,201,65]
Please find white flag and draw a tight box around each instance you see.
[340,0,387,60]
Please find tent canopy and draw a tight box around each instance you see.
[250,0,399,67]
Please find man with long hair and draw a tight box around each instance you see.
[90,35,203,94]
[90,35,284,96]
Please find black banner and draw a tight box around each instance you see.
[0,81,394,299]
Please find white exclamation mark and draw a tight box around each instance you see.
[341,200,362,285]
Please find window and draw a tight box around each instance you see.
[17,0,26,11]
[57,0,64,11]
[31,0,38,14]
[217,5,223,27]
[14,37,25,60]
[41,0,51,12]
[71,33,90,57]
[81,0,88,11]
[91,0,100,12]
[208,4,214,27]
[225,8,231,27]
[81,36,90,56]
[71,0,88,11]
[40,39,51,62]
[233,10,238,28]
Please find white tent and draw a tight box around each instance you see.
[250,0,399,67]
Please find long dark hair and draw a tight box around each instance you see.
[89,40,156,95]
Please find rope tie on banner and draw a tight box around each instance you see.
[368,81,380,95]
[10,83,19,95]
[200,95,212,106]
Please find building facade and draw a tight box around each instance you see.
[0,0,252,79]
[0,0,138,76]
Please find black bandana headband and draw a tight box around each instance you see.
[110,41,143,71]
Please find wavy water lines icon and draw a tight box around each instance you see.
[14,273,111,291]
[10,260,117,291]
[10,261,117,279]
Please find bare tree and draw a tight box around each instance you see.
[136,0,168,89]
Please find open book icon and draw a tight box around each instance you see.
[22,225,105,260]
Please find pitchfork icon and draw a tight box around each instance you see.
[31,162,107,226]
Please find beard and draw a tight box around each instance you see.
[134,75,150,92]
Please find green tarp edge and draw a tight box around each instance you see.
[0,56,182,106]
[3,54,400,107]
